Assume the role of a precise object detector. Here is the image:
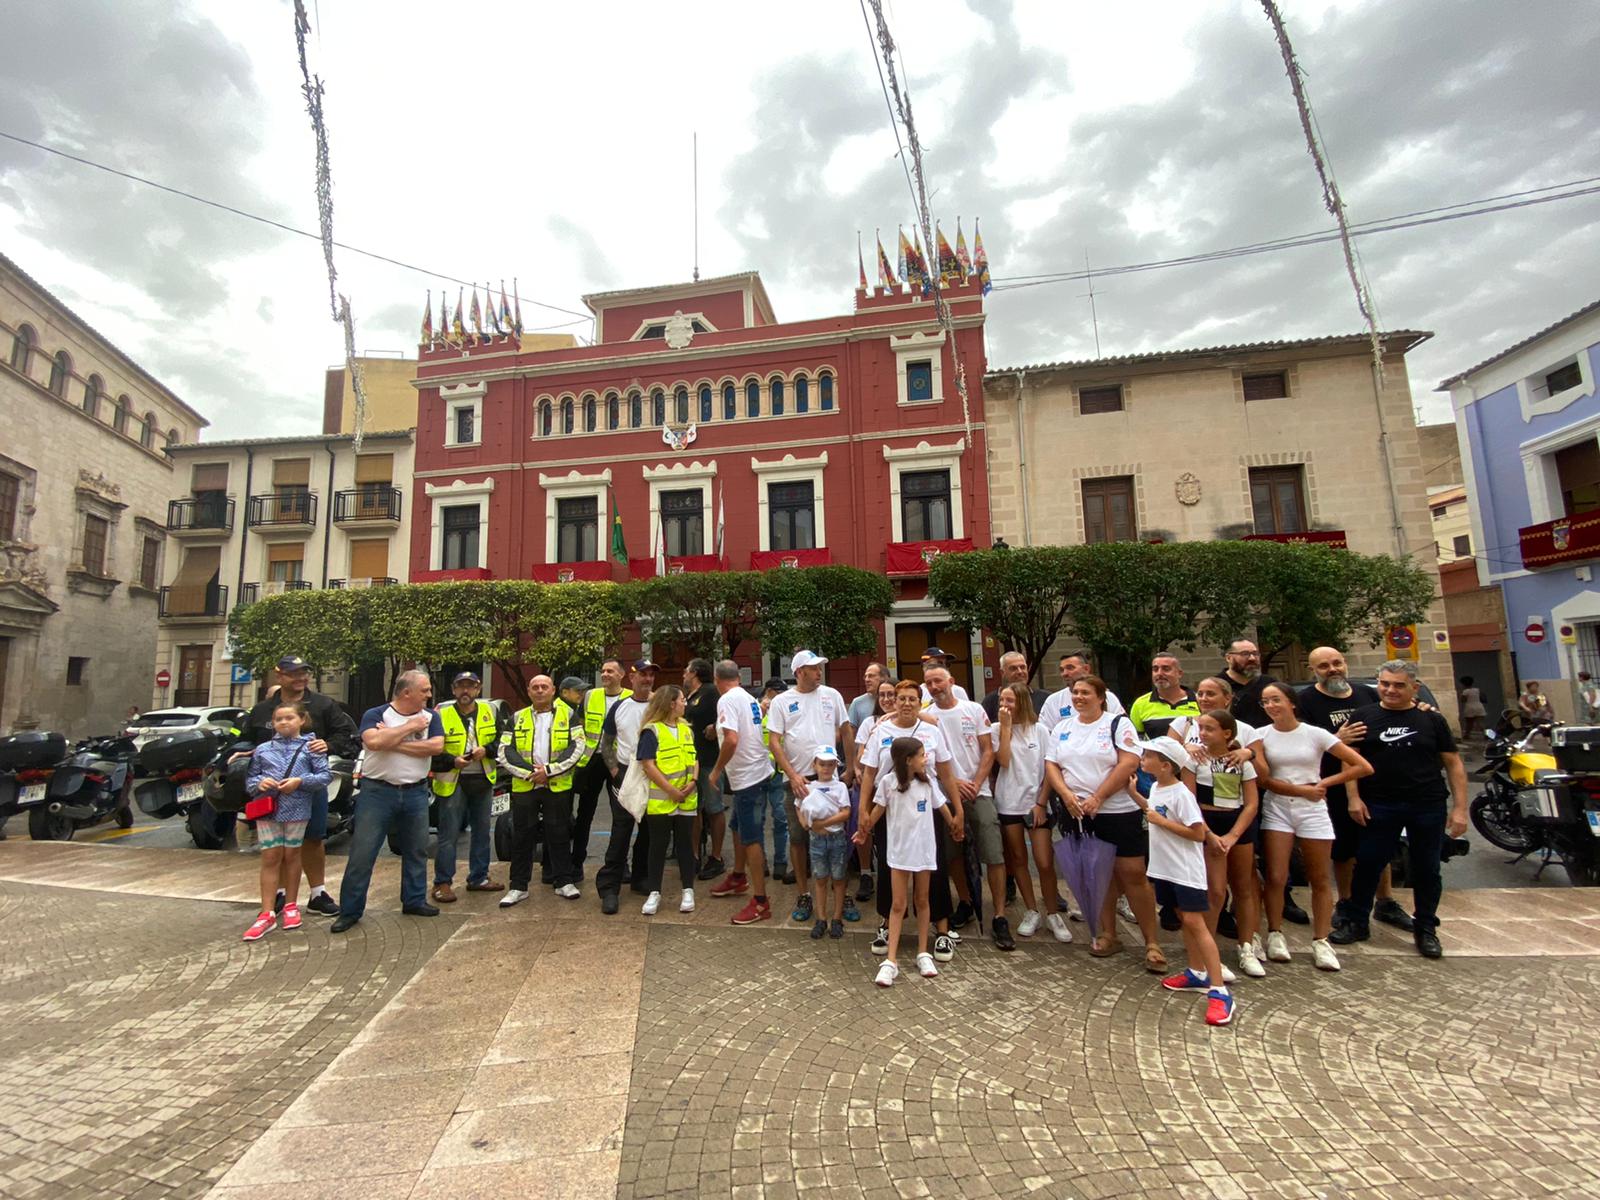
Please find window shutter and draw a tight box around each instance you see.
[1078,385,1123,415]
[191,463,229,492]
[348,538,389,579]
[267,542,303,565]
[272,458,311,487]
[354,453,393,484]
[1242,372,1289,401]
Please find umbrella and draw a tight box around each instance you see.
[1054,816,1118,939]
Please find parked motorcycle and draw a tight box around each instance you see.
[133,727,223,843]
[1469,711,1555,854]
[191,742,357,851]
[1528,727,1600,887]
[22,734,137,840]
[0,732,70,833]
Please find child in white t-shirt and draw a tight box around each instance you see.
[1141,737,1234,1028]
[798,746,852,940]
[856,735,951,987]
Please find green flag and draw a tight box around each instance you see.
[610,492,628,564]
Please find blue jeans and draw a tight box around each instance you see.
[339,779,429,920]
[765,774,790,869]
[434,774,492,887]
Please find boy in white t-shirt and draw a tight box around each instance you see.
[1141,737,1234,1028]
[797,746,851,940]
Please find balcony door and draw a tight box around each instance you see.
[176,644,212,707]
[1556,439,1600,516]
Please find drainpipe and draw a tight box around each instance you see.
[1014,369,1033,547]
[1370,355,1408,558]
[320,441,335,587]
[236,447,253,599]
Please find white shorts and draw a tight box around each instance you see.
[1260,795,1334,840]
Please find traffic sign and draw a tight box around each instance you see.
[1432,629,1451,651]
[230,664,254,684]
[1525,620,1547,644]
[155,668,171,688]
[1385,624,1419,661]
[1559,623,1578,646]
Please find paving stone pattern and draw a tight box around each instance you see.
[0,882,455,1199]
[618,923,1600,1200]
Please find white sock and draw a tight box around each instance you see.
[275,888,286,899]
[1191,968,1209,980]
[1212,985,1231,996]
[309,885,326,899]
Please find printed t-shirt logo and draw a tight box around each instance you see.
[788,701,800,714]
[1378,727,1417,744]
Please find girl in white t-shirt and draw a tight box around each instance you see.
[1255,681,1372,972]
[991,684,1071,943]
[1168,676,1260,760]
[1182,708,1263,979]
[858,737,954,987]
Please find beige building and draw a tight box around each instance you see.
[1429,483,1474,564]
[155,430,415,711]
[984,332,1455,722]
[1,252,208,735]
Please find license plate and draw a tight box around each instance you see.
[491,795,510,816]
[177,782,203,803]
[1588,811,1600,838]
[19,784,45,803]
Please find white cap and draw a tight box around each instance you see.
[1140,736,1192,770]
[790,650,829,671]
[813,745,839,764]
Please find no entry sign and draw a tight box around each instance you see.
[156,668,171,688]
[1525,621,1547,644]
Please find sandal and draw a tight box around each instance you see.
[1088,935,1122,958]
[1144,943,1168,973]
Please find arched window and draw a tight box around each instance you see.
[607,392,620,430]
[166,428,179,448]
[141,412,156,448]
[674,386,689,424]
[583,395,597,432]
[746,379,760,418]
[9,324,35,374]
[770,376,785,416]
[722,383,736,420]
[795,374,809,414]
[561,398,574,434]
[651,388,665,425]
[83,373,103,418]
[699,385,713,424]
[538,400,553,437]
[820,372,835,411]
[48,350,71,397]
[629,391,642,428]
[114,394,131,435]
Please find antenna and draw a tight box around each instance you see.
[692,131,700,283]
[1079,249,1102,357]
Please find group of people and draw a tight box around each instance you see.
[233,640,1470,1027]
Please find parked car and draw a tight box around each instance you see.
[124,707,247,749]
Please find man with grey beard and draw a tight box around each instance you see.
[1297,646,1413,932]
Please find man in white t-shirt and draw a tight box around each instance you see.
[917,647,971,704]
[767,650,850,923]
[595,660,657,914]
[1040,651,1124,733]
[707,660,778,923]
[926,666,1011,948]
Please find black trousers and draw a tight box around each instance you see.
[873,810,952,923]
[1349,800,1447,932]
[570,757,612,877]
[510,786,578,890]
[645,811,698,893]
[595,784,649,897]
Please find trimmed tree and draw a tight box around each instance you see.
[927,547,1077,684]
[755,565,895,661]
[622,571,766,660]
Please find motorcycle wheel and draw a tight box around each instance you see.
[28,808,74,841]
[116,806,134,829]
[494,811,513,863]
[186,803,227,851]
[1470,791,1537,853]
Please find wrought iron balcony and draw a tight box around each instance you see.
[166,496,234,535]
[247,489,317,529]
[333,486,402,524]
[158,584,229,619]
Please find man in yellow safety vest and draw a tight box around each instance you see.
[430,670,506,903]
[569,658,631,885]
[496,674,585,907]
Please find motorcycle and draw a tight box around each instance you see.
[0,731,70,834]
[23,734,137,840]
[1527,726,1600,887]
[1469,711,1555,854]
[192,742,357,851]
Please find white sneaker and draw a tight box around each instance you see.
[498,889,529,909]
[1068,907,1084,922]
[1117,897,1136,924]
[874,960,898,988]
[946,928,962,945]
[641,891,661,915]
[1251,932,1265,958]
[1265,930,1291,962]
[1220,964,1237,985]
[556,883,581,900]
[916,952,938,977]
[1238,941,1267,978]
[1311,938,1341,972]
[679,888,695,913]
[1017,909,1041,937]
[1045,913,1073,944]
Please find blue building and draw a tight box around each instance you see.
[1444,299,1600,720]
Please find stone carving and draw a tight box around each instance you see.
[664,311,695,350]
[0,543,48,591]
[1174,472,1202,506]
[77,468,122,498]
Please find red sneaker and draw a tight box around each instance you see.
[280,903,303,931]
[730,897,771,925]
[710,873,749,898]
[1205,990,1236,1026]
[242,912,275,942]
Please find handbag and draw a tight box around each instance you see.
[244,743,304,822]
[617,758,648,822]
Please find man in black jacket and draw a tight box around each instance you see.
[242,655,359,916]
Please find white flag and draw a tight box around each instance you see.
[715,483,725,560]
[655,518,667,576]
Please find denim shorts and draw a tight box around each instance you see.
[809,829,850,880]
[730,781,768,844]
[303,788,330,841]
[697,765,726,816]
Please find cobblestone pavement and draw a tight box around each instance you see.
[618,924,1600,1200]
[0,881,457,1199]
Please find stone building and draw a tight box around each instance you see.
[984,332,1455,721]
[0,251,207,736]
[155,430,415,713]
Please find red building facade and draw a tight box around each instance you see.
[409,270,994,692]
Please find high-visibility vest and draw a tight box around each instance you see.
[760,712,776,770]
[433,702,499,796]
[644,720,697,815]
[511,703,574,794]
[578,686,630,766]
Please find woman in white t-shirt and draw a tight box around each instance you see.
[1255,681,1372,972]
[1169,676,1261,759]
[1043,675,1164,970]
[1182,708,1264,979]
[992,684,1071,943]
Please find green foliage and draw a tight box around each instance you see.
[928,547,1075,683]
[756,566,895,661]
[621,571,765,659]
[229,587,366,677]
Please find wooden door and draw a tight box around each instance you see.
[177,644,212,707]
[894,622,972,694]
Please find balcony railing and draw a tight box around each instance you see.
[247,489,317,528]
[328,576,399,589]
[531,561,613,583]
[1520,513,1600,570]
[750,547,833,571]
[238,580,311,606]
[158,584,229,618]
[166,497,234,534]
[885,538,974,576]
[1242,530,1349,549]
[333,486,402,524]
[627,554,726,580]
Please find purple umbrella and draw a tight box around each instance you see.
[1054,817,1118,940]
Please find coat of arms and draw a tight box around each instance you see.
[1553,519,1572,551]
[662,422,697,452]
[557,567,575,583]
[921,546,942,565]
[664,311,695,350]
[780,555,800,568]
[1174,472,1201,506]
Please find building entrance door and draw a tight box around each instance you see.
[176,645,212,707]
[893,622,972,694]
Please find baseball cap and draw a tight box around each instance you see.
[813,745,839,764]
[632,658,659,672]
[761,678,787,695]
[1140,736,1192,770]
[790,650,828,671]
[277,655,309,672]
[920,647,953,661]
[452,671,481,685]
[559,676,587,693]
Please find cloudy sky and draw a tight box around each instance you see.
[2,0,1596,439]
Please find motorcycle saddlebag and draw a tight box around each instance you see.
[1552,726,1600,774]
[136,728,220,774]
[134,778,181,820]
[0,731,67,771]
[213,754,253,814]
